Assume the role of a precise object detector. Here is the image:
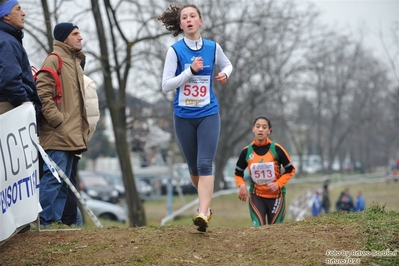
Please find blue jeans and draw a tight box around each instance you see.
[39,150,75,226]
[76,207,83,226]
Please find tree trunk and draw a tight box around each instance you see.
[90,0,145,227]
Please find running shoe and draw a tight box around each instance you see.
[193,213,208,232]
[197,207,212,221]
[207,209,212,221]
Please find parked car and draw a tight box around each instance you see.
[222,157,251,189]
[100,170,153,200]
[161,163,197,195]
[222,157,239,189]
[100,171,126,200]
[80,191,126,223]
[78,171,120,204]
[291,155,323,174]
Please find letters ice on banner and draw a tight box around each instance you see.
[0,103,42,242]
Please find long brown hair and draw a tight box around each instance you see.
[158,3,202,37]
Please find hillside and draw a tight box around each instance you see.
[1,205,398,266]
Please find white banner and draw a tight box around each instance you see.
[0,103,41,242]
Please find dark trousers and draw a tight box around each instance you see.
[61,156,79,226]
[249,193,286,226]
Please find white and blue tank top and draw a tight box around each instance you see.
[172,39,218,118]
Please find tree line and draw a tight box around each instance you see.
[23,0,399,227]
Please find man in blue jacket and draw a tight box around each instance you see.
[0,0,41,116]
[310,191,322,216]
[0,0,41,234]
[355,191,365,212]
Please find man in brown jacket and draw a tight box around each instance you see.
[36,22,89,226]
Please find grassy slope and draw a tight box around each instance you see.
[1,175,398,265]
[0,205,398,266]
[141,177,399,228]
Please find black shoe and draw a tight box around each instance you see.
[17,224,31,234]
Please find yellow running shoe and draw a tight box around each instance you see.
[207,209,212,221]
[197,207,212,221]
[193,213,208,232]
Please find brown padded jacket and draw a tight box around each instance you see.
[36,41,89,153]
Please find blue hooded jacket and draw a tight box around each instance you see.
[0,20,41,115]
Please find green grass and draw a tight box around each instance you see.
[28,202,399,266]
[82,177,399,229]
[363,204,399,265]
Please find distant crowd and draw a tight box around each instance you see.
[386,158,399,184]
[386,170,399,185]
[310,185,365,217]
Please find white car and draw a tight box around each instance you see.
[80,191,127,224]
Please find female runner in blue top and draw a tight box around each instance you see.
[158,3,233,232]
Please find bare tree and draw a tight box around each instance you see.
[301,30,392,173]
[88,0,174,226]
[379,20,399,160]
[25,0,169,227]
[131,0,322,187]
[23,1,397,227]
[195,0,321,187]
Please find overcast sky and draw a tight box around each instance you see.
[298,0,399,58]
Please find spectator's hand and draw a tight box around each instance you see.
[267,182,279,192]
[215,72,228,84]
[238,184,248,202]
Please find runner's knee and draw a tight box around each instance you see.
[197,158,213,176]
